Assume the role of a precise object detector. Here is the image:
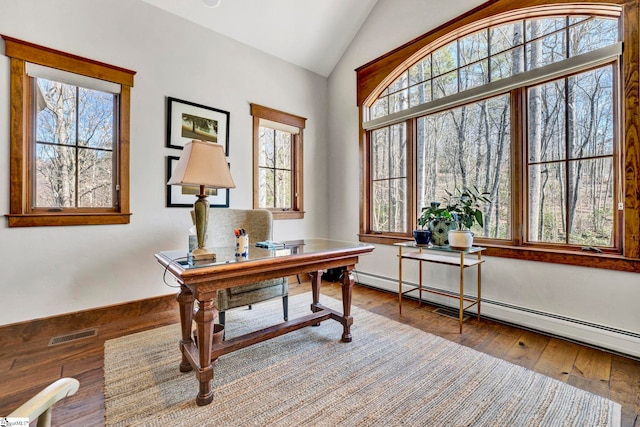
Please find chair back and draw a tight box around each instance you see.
[207,209,273,247]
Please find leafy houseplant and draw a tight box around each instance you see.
[444,186,491,249]
[416,202,455,246]
[418,202,450,229]
[445,186,491,231]
[414,202,444,245]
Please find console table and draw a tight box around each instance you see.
[156,238,374,406]
[395,242,484,333]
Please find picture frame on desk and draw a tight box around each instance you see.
[166,155,230,208]
[166,97,230,154]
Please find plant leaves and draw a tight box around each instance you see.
[474,209,483,227]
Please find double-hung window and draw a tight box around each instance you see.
[4,36,135,227]
[357,1,640,270]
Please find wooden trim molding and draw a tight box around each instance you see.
[6,213,132,227]
[0,294,178,349]
[250,103,306,129]
[622,0,640,259]
[2,35,135,86]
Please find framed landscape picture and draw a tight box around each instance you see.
[166,97,230,154]
[166,156,230,208]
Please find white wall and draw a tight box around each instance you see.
[328,0,640,357]
[0,0,329,325]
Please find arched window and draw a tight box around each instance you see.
[357,1,640,271]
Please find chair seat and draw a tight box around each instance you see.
[219,279,287,309]
[228,278,284,295]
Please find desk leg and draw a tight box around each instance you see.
[340,266,355,342]
[177,286,194,373]
[193,298,217,406]
[310,270,322,307]
[310,270,322,326]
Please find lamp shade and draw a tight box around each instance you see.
[167,140,236,189]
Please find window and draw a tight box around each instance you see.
[371,123,407,233]
[527,67,616,246]
[4,36,135,227]
[357,2,640,271]
[251,104,305,219]
[416,94,512,240]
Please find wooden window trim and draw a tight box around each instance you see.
[356,0,640,272]
[2,35,135,227]
[250,103,306,219]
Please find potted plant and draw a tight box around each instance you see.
[444,186,491,250]
[414,203,435,245]
[415,201,454,246]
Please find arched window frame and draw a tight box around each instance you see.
[356,0,640,272]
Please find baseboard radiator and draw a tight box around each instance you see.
[354,271,640,359]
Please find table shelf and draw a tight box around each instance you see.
[401,251,484,267]
[395,243,485,333]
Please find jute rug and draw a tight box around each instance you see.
[104,293,621,426]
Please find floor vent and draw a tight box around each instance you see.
[48,328,98,346]
[434,307,470,322]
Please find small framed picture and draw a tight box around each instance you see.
[166,97,230,154]
[166,156,230,208]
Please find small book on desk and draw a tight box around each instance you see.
[255,240,286,249]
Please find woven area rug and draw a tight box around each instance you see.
[104,293,621,426]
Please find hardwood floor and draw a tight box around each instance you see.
[1,278,638,426]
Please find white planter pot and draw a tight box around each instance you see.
[448,230,473,250]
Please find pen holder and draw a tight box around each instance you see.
[235,234,249,258]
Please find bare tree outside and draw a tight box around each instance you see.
[258,127,292,209]
[35,78,115,208]
[417,95,511,239]
[371,123,407,232]
[369,15,619,247]
[528,66,614,246]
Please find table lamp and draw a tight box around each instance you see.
[167,140,235,261]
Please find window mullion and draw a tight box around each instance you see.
[512,87,524,246]
[272,129,276,208]
[75,85,80,209]
[564,75,570,245]
[387,129,391,232]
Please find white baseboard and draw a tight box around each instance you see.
[354,271,640,359]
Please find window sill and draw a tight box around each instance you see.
[271,210,304,220]
[359,233,640,273]
[6,213,131,227]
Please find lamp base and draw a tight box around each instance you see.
[191,247,216,262]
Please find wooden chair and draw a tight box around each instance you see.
[8,377,79,427]
[207,209,288,326]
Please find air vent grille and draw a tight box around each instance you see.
[433,307,470,322]
[48,328,98,346]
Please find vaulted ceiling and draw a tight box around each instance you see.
[140,0,379,77]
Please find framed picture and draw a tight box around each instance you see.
[166,97,230,153]
[166,156,230,208]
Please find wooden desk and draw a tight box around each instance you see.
[155,238,374,406]
[395,243,484,333]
